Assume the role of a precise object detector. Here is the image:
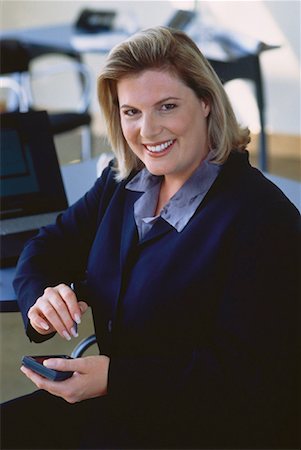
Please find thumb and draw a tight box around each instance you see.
[44,356,86,373]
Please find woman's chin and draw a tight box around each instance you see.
[145,166,166,177]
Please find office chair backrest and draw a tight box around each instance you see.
[0,76,29,111]
[0,38,93,159]
[0,39,32,112]
[0,39,31,75]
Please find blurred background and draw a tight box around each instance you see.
[1,0,300,176]
[0,0,300,403]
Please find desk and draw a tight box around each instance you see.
[0,24,128,59]
[0,267,17,312]
[0,158,98,313]
[1,23,277,171]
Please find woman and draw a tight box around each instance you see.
[1,27,299,449]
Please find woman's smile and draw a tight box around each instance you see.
[144,139,176,156]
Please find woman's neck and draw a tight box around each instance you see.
[154,177,184,216]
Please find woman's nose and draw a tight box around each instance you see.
[140,113,162,139]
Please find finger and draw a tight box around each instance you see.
[44,357,85,373]
[44,287,76,333]
[20,365,56,388]
[28,286,80,339]
[78,301,89,316]
[56,284,82,326]
[57,284,82,321]
[28,306,52,334]
[40,286,81,339]
[38,307,71,340]
[36,298,72,341]
[20,366,72,398]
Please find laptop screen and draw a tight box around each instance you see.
[1,128,40,197]
[0,111,68,219]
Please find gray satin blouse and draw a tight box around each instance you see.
[126,153,221,240]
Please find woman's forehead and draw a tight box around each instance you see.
[117,69,189,104]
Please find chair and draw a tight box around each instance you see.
[71,334,98,358]
[0,76,29,112]
[0,38,93,160]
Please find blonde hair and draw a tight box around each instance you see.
[98,26,250,181]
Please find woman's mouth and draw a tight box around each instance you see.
[144,139,175,156]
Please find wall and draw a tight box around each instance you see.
[202,0,300,135]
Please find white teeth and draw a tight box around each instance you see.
[145,139,173,153]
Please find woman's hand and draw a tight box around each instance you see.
[21,355,109,403]
[28,284,88,340]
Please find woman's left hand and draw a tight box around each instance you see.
[20,355,110,403]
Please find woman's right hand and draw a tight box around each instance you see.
[27,284,88,340]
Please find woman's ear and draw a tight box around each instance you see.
[200,98,210,117]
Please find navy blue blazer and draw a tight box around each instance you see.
[14,151,300,448]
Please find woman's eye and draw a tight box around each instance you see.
[161,103,177,111]
[123,108,139,117]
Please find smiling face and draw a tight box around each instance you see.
[117,69,210,187]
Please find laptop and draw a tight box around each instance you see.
[0,110,68,267]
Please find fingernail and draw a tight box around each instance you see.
[70,326,78,338]
[62,330,71,341]
[43,359,53,368]
[40,321,50,330]
[74,313,81,324]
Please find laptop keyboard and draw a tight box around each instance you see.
[1,212,61,235]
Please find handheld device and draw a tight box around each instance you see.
[22,355,74,381]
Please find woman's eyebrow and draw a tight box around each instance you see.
[154,96,181,106]
[120,104,136,109]
[120,97,181,110]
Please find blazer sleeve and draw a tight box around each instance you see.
[107,199,300,447]
[13,163,117,341]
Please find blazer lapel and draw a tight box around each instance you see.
[120,190,141,268]
[139,217,174,245]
